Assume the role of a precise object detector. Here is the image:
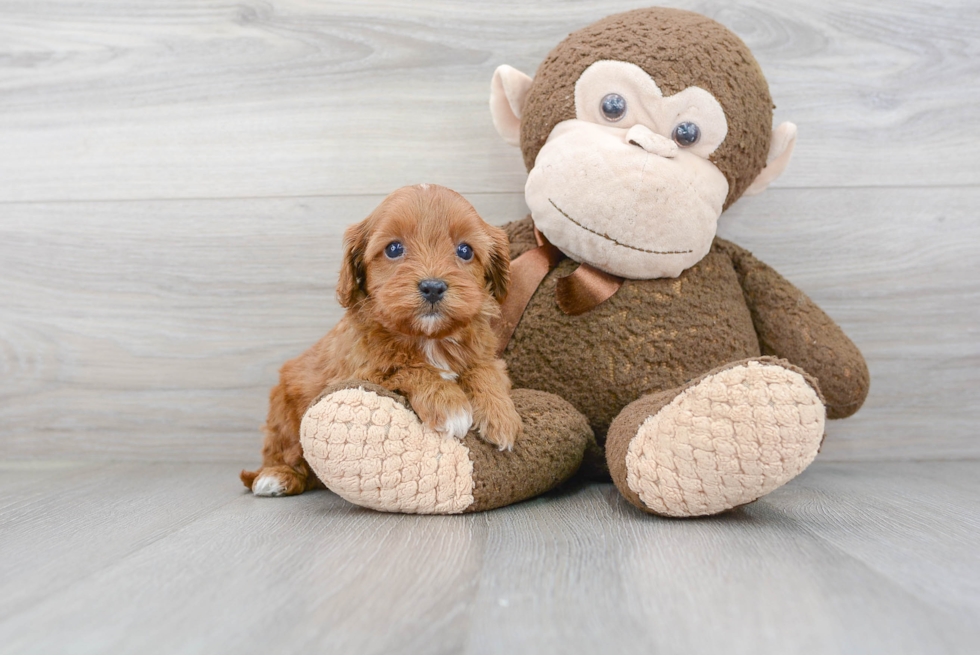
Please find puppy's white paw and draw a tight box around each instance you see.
[438,407,473,440]
[252,474,286,497]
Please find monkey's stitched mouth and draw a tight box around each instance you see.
[547,199,693,255]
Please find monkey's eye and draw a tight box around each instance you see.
[600,93,627,122]
[672,122,701,147]
[456,243,474,261]
[384,241,405,259]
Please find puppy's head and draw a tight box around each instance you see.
[337,184,510,338]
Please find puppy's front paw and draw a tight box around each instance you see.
[476,397,523,451]
[438,405,474,440]
[412,386,473,440]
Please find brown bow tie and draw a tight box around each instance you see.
[493,229,623,356]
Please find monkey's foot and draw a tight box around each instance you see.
[300,381,593,514]
[606,358,826,517]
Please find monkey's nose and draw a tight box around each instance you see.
[418,278,448,304]
[626,125,678,158]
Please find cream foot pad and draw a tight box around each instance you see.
[300,387,475,514]
[626,361,825,517]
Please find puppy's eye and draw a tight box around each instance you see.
[672,122,701,147]
[600,93,627,122]
[384,241,404,259]
[456,243,474,261]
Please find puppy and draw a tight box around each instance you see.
[241,184,522,496]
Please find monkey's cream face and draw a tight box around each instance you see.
[524,61,730,279]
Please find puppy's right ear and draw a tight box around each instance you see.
[337,219,369,308]
[485,223,511,304]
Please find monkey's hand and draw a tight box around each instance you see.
[718,238,870,419]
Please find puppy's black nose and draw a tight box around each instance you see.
[418,278,448,304]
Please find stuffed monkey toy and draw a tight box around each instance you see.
[298,7,869,516]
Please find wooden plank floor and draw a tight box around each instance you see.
[0,460,977,655]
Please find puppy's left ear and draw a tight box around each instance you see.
[337,218,370,308]
[485,224,511,303]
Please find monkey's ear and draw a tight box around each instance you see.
[490,65,533,147]
[336,219,370,308]
[744,122,797,196]
[484,224,511,303]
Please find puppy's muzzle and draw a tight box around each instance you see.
[418,278,448,304]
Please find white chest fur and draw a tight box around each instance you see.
[422,339,458,381]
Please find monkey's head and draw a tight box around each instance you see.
[490,7,796,279]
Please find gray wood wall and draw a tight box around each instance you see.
[1,0,977,462]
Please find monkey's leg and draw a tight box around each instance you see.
[606,357,826,517]
[299,381,593,514]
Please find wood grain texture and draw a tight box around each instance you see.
[1,0,978,461]
[0,460,977,654]
[2,188,977,461]
[0,0,978,202]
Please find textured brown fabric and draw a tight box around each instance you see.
[605,387,677,514]
[502,219,763,442]
[577,430,610,481]
[505,215,540,259]
[715,240,871,418]
[500,217,868,436]
[466,389,594,512]
[605,357,824,514]
[503,216,541,257]
[520,7,773,210]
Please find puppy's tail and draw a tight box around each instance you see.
[240,469,258,489]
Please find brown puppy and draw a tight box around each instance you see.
[241,184,522,496]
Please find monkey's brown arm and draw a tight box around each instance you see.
[501,215,538,260]
[716,238,869,419]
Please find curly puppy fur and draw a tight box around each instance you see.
[241,184,522,496]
